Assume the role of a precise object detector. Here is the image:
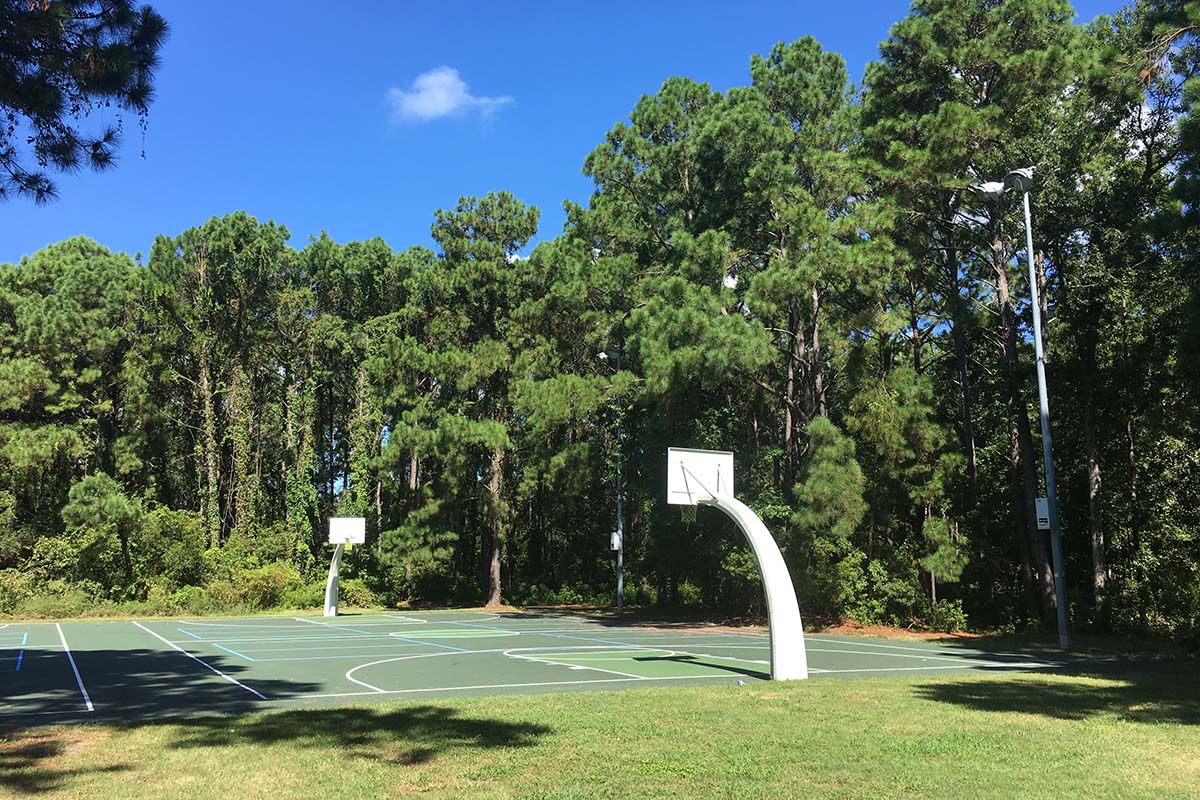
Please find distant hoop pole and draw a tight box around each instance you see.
[324,517,365,617]
[324,542,345,617]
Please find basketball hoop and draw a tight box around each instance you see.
[680,504,697,525]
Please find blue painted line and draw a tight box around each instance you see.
[388,634,470,653]
[177,628,203,640]
[14,650,23,671]
[21,632,28,646]
[212,642,256,662]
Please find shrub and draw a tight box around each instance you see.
[166,585,223,614]
[139,508,207,587]
[677,580,703,606]
[209,562,303,610]
[628,582,658,607]
[12,585,95,618]
[927,599,969,633]
[281,581,325,610]
[0,568,34,614]
[338,578,379,608]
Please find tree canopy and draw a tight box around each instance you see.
[1,0,1197,645]
[0,0,168,202]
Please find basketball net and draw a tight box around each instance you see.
[680,504,697,525]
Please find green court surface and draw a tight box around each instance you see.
[1,611,1077,724]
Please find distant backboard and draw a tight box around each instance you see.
[667,448,734,505]
[329,517,366,545]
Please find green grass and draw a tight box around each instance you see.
[3,660,1197,800]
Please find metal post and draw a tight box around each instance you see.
[615,349,624,614]
[1021,190,1070,649]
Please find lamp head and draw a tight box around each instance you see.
[969,180,1006,199]
[1004,167,1034,194]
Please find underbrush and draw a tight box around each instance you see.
[0,561,381,620]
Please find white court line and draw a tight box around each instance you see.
[817,662,1053,674]
[530,648,770,668]
[343,645,663,692]
[168,634,388,645]
[232,642,436,654]
[170,626,678,646]
[384,612,500,624]
[506,649,649,680]
[3,644,63,651]
[55,623,93,713]
[307,673,744,700]
[803,646,1000,666]
[133,621,268,700]
[805,634,1051,662]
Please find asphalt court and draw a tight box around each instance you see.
[1,611,1075,723]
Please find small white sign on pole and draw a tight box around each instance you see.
[610,530,621,551]
[1036,498,1051,531]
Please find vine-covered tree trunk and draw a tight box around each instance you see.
[197,342,221,549]
[486,445,504,607]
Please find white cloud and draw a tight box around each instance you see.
[385,67,511,123]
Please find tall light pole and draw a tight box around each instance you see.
[972,167,1070,649]
[598,348,624,613]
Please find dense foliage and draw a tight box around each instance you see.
[0,0,168,202]
[1,0,1197,641]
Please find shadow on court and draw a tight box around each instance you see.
[1,648,319,727]
[637,653,770,681]
[915,659,1200,725]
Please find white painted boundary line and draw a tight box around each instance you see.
[805,634,1052,662]
[506,649,649,680]
[55,623,93,713]
[817,662,1053,673]
[132,621,268,700]
[309,673,743,700]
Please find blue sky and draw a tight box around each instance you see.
[2,0,1118,264]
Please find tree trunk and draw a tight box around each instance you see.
[996,254,1055,624]
[783,301,798,498]
[486,446,504,607]
[951,322,979,487]
[1084,392,1107,623]
[945,251,978,487]
[197,343,221,549]
[811,285,826,417]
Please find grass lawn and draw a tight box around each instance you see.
[2,659,1197,800]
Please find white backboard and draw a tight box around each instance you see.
[329,517,366,544]
[667,448,734,505]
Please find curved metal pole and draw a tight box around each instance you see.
[699,494,809,680]
[324,542,345,617]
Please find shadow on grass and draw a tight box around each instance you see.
[0,735,129,795]
[165,704,551,763]
[915,659,1200,725]
[1,647,551,795]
